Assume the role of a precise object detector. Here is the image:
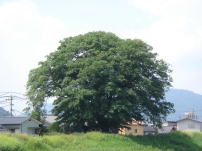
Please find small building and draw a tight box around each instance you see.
[119,121,157,136]
[0,117,41,134]
[177,118,201,132]
[162,121,177,127]
[144,125,157,135]
[119,121,144,136]
[158,121,177,134]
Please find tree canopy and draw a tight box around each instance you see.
[27,31,174,133]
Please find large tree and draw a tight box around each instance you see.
[27,31,174,133]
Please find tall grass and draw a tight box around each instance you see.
[0,131,202,151]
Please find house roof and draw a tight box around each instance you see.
[177,118,201,123]
[165,121,177,123]
[158,126,174,133]
[0,117,30,125]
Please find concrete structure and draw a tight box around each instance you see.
[177,118,201,132]
[0,117,41,134]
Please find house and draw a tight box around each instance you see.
[158,121,177,134]
[144,125,157,135]
[119,121,144,136]
[176,111,202,132]
[162,121,177,127]
[119,121,157,136]
[177,118,202,132]
[0,117,41,134]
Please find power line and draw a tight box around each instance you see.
[0,96,10,98]
[0,104,10,108]
[0,92,27,117]
[0,92,9,97]
[13,109,26,115]
[0,100,9,103]
[12,96,28,102]
[0,92,25,96]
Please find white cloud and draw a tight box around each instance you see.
[130,0,199,17]
[0,0,202,115]
[128,0,202,94]
[0,0,66,112]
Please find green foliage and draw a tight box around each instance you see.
[0,135,25,151]
[27,31,174,133]
[48,122,62,132]
[0,132,202,151]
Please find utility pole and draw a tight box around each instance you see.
[5,95,14,117]
[0,92,27,117]
[10,95,13,117]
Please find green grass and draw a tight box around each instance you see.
[0,131,202,151]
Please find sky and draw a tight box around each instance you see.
[0,0,202,113]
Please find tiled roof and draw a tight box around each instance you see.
[0,117,29,125]
[177,118,201,123]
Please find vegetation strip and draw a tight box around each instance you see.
[0,132,202,151]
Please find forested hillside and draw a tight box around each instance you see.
[166,89,202,120]
[0,107,9,116]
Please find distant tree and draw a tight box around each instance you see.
[27,31,174,133]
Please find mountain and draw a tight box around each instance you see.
[165,89,202,121]
[0,107,10,116]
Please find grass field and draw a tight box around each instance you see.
[0,131,202,151]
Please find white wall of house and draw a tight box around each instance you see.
[162,122,176,127]
[1,124,21,133]
[21,119,40,134]
[177,119,201,132]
